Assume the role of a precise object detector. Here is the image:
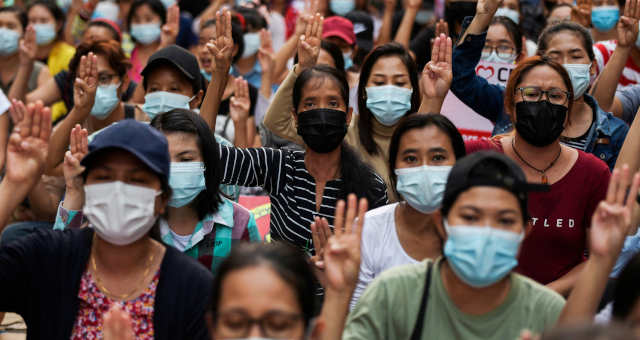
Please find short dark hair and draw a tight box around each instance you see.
[27,1,65,38]
[233,6,268,31]
[388,114,466,199]
[537,21,595,61]
[491,16,523,57]
[69,40,131,81]
[87,20,121,42]
[293,40,346,73]
[293,65,349,113]
[150,109,223,220]
[127,0,167,42]
[201,19,245,64]
[357,42,420,156]
[0,6,27,30]
[210,243,317,326]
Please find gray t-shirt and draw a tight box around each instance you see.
[616,84,640,124]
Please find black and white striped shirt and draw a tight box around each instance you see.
[219,145,388,254]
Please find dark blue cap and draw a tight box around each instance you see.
[81,120,170,180]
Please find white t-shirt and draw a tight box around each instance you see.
[350,203,419,310]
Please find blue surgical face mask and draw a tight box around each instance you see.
[142,91,193,120]
[241,32,261,58]
[563,63,591,98]
[495,7,520,24]
[34,23,56,45]
[160,0,176,8]
[130,23,162,45]
[169,162,206,208]
[365,85,413,126]
[415,9,433,25]
[591,6,619,32]
[480,50,517,64]
[443,220,524,288]
[0,27,20,56]
[330,0,355,16]
[90,83,120,119]
[395,165,451,214]
[201,69,212,82]
[343,52,353,70]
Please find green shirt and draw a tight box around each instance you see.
[344,258,565,340]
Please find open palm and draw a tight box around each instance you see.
[617,0,640,47]
[207,9,234,73]
[421,34,453,101]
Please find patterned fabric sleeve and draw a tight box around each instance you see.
[52,202,87,230]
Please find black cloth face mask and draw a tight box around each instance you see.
[297,108,348,153]
[514,100,568,147]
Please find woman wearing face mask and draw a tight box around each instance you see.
[423,46,611,295]
[449,0,628,170]
[480,16,526,64]
[312,114,466,310]
[589,0,622,42]
[127,0,179,85]
[55,109,262,274]
[263,16,420,202]
[201,9,387,254]
[334,152,567,339]
[230,6,269,90]
[0,119,213,339]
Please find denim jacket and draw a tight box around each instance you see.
[451,21,628,170]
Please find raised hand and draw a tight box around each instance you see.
[590,165,640,258]
[571,0,592,27]
[435,19,449,38]
[257,28,275,72]
[421,34,453,102]
[310,215,333,287]
[407,0,421,10]
[297,13,323,71]
[8,99,27,125]
[103,304,135,340]
[476,0,501,16]
[63,125,88,194]
[160,4,180,47]
[5,101,51,185]
[617,0,640,47]
[73,52,98,115]
[207,9,234,73]
[323,194,368,292]
[229,77,251,123]
[18,25,36,67]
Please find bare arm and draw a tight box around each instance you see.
[614,107,640,173]
[589,0,640,112]
[458,0,499,46]
[393,0,420,48]
[258,28,275,100]
[418,34,453,113]
[545,261,587,297]
[376,0,397,46]
[8,25,36,102]
[272,14,309,83]
[200,9,233,130]
[229,77,251,148]
[0,114,8,172]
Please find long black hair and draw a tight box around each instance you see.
[357,43,420,155]
[210,243,317,326]
[388,114,466,198]
[292,65,386,206]
[150,109,223,220]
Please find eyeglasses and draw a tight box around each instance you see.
[516,86,570,105]
[97,73,119,86]
[216,310,303,339]
[481,44,515,59]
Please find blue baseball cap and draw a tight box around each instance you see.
[81,120,170,181]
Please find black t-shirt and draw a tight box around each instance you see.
[54,70,137,110]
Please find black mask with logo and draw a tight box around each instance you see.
[297,108,348,153]
[514,101,568,147]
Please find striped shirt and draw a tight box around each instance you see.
[219,145,388,254]
[594,40,640,89]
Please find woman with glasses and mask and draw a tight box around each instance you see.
[449,0,628,170]
[263,14,420,202]
[422,35,611,296]
[479,16,526,64]
[201,10,387,255]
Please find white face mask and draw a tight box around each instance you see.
[83,181,161,246]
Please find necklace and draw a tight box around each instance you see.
[511,138,561,184]
[91,241,156,301]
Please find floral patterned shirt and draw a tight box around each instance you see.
[70,269,160,339]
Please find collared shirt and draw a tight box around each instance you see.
[53,197,261,273]
[230,61,263,90]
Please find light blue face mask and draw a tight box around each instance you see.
[201,69,212,82]
[443,220,524,288]
[395,165,451,214]
[415,9,433,25]
[0,27,20,56]
[563,63,591,98]
[169,162,206,208]
[480,50,517,64]
[365,85,413,126]
[130,23,162,45]
[90,83,120,119]
[241,32,261,58]
[591,6,619,32]
[495,7,520,24]
[142,91,193,120]
[330,0,355,16]
[343,52,353,70]
[160,0,176,9]
[34,23,56,45]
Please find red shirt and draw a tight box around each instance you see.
[466,138,610,284]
